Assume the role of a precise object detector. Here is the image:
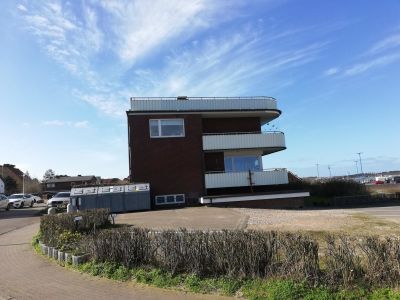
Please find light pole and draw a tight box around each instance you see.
[357,152,364,175]
[354,160,359,174]
[328,165,332,177]
[316,163,320,178]
[22,173,25,194]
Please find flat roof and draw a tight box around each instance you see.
[128,96,279,113]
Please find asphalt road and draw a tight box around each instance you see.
[0,204,45,236]
[0,206,229,300]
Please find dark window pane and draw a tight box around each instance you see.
[161,119,184,136]
[149,120,159,137]
[166,195,175,203]
[156,196,165,204]
[175,195,184,202]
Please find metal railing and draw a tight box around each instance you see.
[205,168,287,174]
[202,131,284,136]
[130,96,276,101]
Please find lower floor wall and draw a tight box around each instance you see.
[209,197,305,209]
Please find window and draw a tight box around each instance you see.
[46,183,55,188]
[149,119,185,138]
[224,156,262,172]
[155,194,185,205]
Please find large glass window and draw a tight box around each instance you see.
[224,156,261,172]
[149,119,185,138]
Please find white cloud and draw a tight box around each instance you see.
[343,53,400,76]
[98,0,233,63]
[42,120,90,128]
[369,33,400,55]
[323,67,339,76]
[17,4,27,12]
[18,1,331,117]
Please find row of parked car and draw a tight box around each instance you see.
[0,192,71,211]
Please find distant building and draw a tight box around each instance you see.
[127,96,309,208]
[43,175,100,192]
[0,164,24,192]
[0,177,4,194]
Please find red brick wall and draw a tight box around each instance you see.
[128,114,205,205]
[204,152,224,172]
[202,117,260,134]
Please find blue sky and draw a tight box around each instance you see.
[0,0,399,179]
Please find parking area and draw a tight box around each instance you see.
[116,204,400,236]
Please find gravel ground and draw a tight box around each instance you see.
[235,207,400,234]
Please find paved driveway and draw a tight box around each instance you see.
[0,207,229,300]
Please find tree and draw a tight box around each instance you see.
[43,169,55,181]
[4,176,17,194]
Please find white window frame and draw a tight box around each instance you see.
[149,119,185,138]
[155,194,185,205]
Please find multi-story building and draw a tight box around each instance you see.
[127,96,309,208]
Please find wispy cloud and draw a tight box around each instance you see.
[18,1,332,117]
[325,31,400,77]
[42,120,89,128]
[323,67,339,76]
[343,53,400,76]
[369,33,400,55]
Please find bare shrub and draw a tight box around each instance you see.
[40,209,110,246]
[278,233,319,282]
[324,235,363,287]
[360,236,400,286]
[87,228,318,280]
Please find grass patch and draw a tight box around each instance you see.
[68,260,400,300]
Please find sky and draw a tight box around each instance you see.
[0,0,399,180]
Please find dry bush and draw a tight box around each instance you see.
[40,209,110,246]
[87,228,319,280]
[360,236,400,286]
[324,235,363,287]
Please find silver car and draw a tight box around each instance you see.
[8,194,34,209]
[47,192,70,207]
[0,194,10,211]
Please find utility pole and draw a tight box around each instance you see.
[357,152,364,175]
[316,163,320,178]
[328,165,332,178]
[22,173,25,194]
[354,160,359,174]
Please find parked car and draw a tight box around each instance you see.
[0,194,10,211]
[8,194,35,209]
[31,193,43,203]
[47,192,70,207]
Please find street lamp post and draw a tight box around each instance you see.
[328,165,332,177]
[357,152,364,175]
[316,163,320,178]
[22,173,25,194]
[354,160,359,174]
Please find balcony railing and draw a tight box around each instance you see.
[130,97,278,111]
[204,168,289,189]
[202,131,285,153]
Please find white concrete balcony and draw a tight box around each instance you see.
[203,132,285,155]
[205,169,289,189]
